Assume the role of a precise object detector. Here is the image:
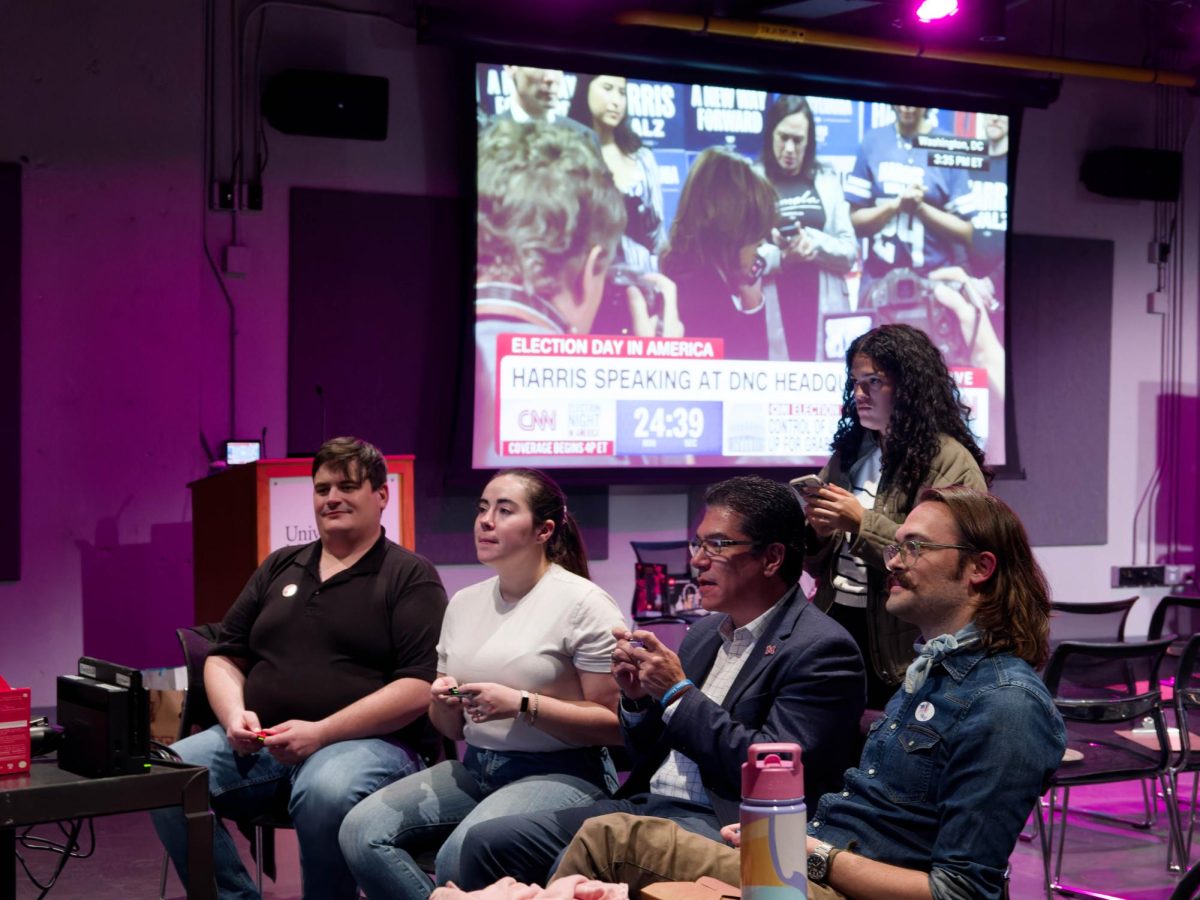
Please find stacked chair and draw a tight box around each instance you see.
[1149,596,1200,870]
[1035,637,1185,897]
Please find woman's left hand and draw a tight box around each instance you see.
[457,682,522,724]
[627,272,684,339]
[803,483,864,537]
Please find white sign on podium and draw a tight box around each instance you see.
[267,473,403,551]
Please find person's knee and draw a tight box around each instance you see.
[172,725,227,768]
[298,742,421,820]
[292,757,376,825]
[336,780,436,860]
[455,818,512,885]
[552,813,645,881]
[337,794,376,861]
[585,812,642,841]
[433,830,464,884]
[457,816,507,860]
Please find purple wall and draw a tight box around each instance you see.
[0,4,1195,704]
[0,1,465,703]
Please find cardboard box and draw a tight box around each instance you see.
[0,674,31,776]
[143,666,188,692]
[149,688,185,746]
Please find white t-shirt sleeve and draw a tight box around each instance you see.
[568,585,626,674]
[437,582,480,674]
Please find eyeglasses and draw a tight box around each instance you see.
[883,539,977,566]
[688,538,757,559]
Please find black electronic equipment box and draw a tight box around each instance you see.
[56,656,150,777]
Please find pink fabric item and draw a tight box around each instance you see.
[432,875,629,900]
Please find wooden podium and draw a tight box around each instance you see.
[189,456,415,625]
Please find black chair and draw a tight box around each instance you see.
[1149,595,1200,654]
[630,540,695,618]
[1171,855,1200,899]
[158,624,290,898]
[1047,598,1138,659]
[1166,633,1200,868]
[1021,599,1142,844]
[1036,638,1185,897]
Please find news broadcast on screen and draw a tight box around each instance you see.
[473,61,1010,470]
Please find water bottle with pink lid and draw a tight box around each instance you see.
[740,742,807,900]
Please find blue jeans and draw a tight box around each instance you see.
[457,793,724,890]
[151,724,422,900]
[338,745,614,900]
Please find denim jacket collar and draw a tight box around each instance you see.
[937,642,990,684]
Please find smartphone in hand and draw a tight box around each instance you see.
[789,474,826,496]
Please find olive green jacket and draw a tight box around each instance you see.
[806,434,988,688]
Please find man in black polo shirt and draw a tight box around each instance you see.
[153,436,447,900]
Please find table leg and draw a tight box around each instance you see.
[1,826,15,900]
[180,768,215,900]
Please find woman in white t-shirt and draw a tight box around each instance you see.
[339,468,625,900]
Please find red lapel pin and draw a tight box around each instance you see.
[765,644,777,655]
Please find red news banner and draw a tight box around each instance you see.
[492,333,991,462]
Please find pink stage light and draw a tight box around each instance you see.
[915,0,959,23]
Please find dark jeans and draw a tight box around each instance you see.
[828,602,896,711]
[456,792,723,889]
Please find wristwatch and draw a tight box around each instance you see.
[807,841,839,885]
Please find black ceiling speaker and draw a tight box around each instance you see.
[1080,146,1182,202]
[262,69,389,141]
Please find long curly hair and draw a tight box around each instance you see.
[830,324,991,504]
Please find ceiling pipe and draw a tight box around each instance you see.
[615,10,1197,89]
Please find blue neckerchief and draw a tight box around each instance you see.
[904,622,981,694]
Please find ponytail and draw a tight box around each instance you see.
[549,506,590,580]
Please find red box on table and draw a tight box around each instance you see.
[0,674,32,776]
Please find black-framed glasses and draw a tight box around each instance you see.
[883,539,977,567]
[688,538,756,559]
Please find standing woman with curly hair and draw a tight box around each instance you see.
[799,324,990,708]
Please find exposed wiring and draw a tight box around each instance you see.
[15,818,93,898]
[1131,79,1195,566]
[252,8,270,181]
[201,0,406,448]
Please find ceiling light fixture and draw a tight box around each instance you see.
[915,0,959,24]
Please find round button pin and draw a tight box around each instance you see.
[282,584,298,597]
[915,701,935,722]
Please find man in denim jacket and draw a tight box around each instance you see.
[546,486,1066,900]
